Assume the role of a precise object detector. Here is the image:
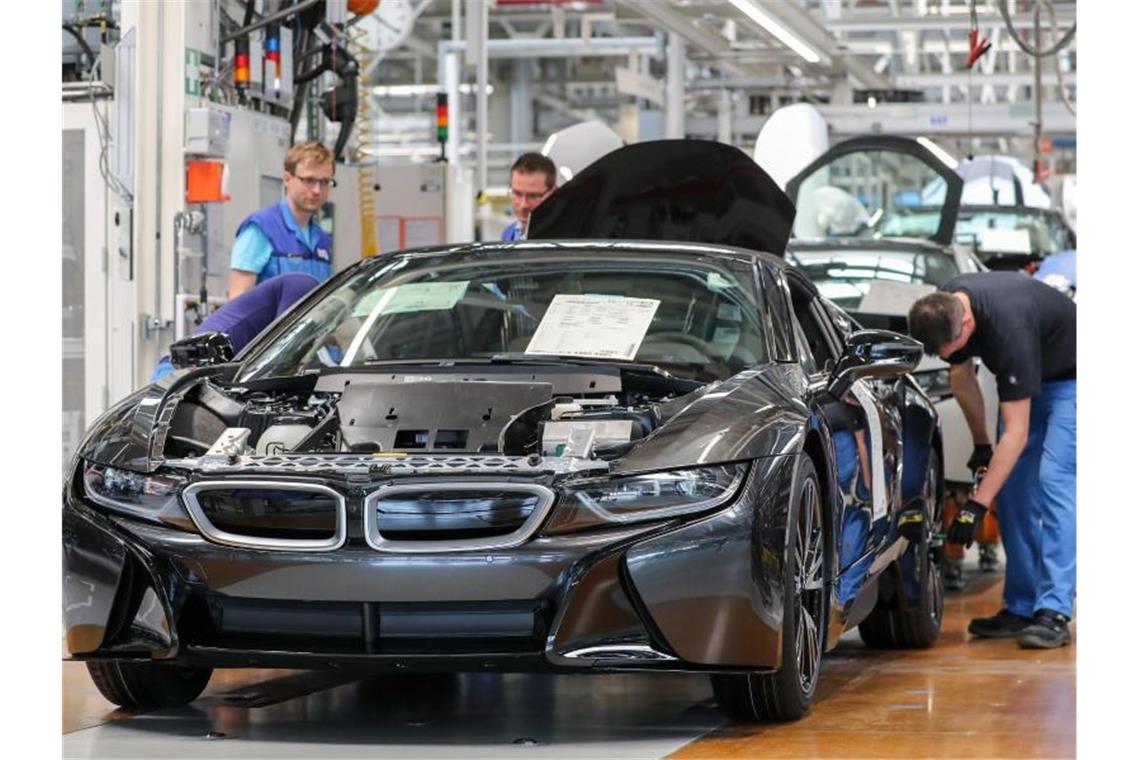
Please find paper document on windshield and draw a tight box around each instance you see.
[525,295,660,361]
[978,228,1032,254]
[858,280,935,316]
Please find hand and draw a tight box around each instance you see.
[897,507,925,543]
[947,499,988,547]
[967,444,993,475]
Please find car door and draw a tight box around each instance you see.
[785,135,964,248]
[784,274,893,596]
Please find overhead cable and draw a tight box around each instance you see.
[997,0,1075,57]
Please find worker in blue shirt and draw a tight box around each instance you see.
[152,273,320,381]
[501,152,557,241]
[228,141,336,299]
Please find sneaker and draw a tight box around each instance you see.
[943,558,964,591]
[1018,610,1072,649]
[978,543,1001,572]
[968,609,1034,638]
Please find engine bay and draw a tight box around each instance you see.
[160,365,707,462]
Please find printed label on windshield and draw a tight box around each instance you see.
[353,281,469,317]
[525,294,660,361]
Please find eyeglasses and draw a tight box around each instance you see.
[292,174,337,189]
[510,188,550,203]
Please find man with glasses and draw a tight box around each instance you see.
[501,152,557,241]
[228,142,336,298]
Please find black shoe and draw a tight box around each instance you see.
[967,609,1033,638]
[1018,610,1072,649]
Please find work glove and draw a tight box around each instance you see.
[896,507,925,543]
[946,499,988,547]
[967,444,993,475]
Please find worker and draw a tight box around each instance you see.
[152,273,320,381]
[908,272,1075,648]
[501,152,557,241]
[228,141,335,299]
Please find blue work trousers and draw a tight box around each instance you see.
[996,379,1076,619]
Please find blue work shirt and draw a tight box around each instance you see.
[232,199,333,282]
[501,219,525,241]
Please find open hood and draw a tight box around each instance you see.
[785,135,963,247]
[527,139,795,256]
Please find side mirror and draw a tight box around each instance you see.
[169,331,235,370]
[828,329,922,397]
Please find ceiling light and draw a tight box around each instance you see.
[541,134,558,155]
[867,95,877,108]
[727,0,822,64]
[558,166,574,182]
[917,136,959,170]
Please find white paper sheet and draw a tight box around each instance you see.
[978,227,1032,254]
[858,280,936,316]
[378,281,469,315]
[525,295,660,361]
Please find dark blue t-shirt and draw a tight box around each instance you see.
[942,272,1076,401]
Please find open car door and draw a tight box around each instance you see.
[527,139,796,256]
[785,135,964,246]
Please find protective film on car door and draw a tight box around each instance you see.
[785,135,964,246]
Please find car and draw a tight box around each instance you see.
[63,140,943,724]
[782,135,999,490]
[868,155,1076,272]
[1035,248,1076,299]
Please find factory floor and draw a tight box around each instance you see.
[62,563,1075,759]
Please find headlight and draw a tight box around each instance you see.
[82,463,185,522]
[913,368,952,401]
[542,463,748,535]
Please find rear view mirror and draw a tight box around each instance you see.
[828,329,922,397]
[169,331,235,370]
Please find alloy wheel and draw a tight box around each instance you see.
[793,476,825,693]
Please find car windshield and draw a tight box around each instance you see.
[952,209,1069,256]
[793,149,950,241]
[787,248,960,310]
[236,250,769,383]
[880,207,1067,256]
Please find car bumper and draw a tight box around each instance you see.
[63,455,795,673]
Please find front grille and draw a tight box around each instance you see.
[364,483,556,552]
[182,481,347,551]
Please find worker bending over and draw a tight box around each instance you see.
[908,271,1076,649]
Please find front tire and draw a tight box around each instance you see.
[859,450,943,649]
[712,455,827,722]
[86,660,213,710]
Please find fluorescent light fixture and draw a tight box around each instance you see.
[541,134,558,155]
[917,136,959,170]
[727,0,822,64]
[867,95,877,109]
[558,166,574,182]
[867,208,884,227]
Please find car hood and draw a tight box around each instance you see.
[527,139,795,256]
